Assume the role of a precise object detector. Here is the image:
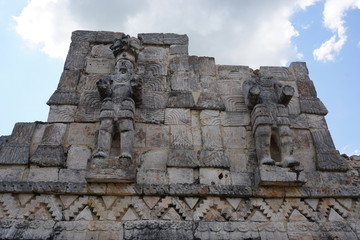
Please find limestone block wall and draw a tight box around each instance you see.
[0,30,359,239]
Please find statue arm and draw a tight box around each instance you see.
[243,80,260,110]
[279,85,294,106]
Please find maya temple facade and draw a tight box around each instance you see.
[0,30,359,239]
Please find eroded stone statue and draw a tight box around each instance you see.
[93,36,142,165]
[243,77,300,167]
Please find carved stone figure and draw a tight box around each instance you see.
[243,77,300,167]
[93,36,142,165]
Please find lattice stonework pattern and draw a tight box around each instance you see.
[0,193,359,239]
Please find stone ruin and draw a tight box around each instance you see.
[0,30,359,239]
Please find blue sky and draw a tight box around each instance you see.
[0,0,359,155]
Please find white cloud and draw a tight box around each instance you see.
[313,0,360,62]
[13,0,318,68]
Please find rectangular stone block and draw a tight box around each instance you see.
[169,72,189,91]
[85,57,115,74]
[226,149,248,172]
[230,171,252,185]
[170,125,193,147]
[137,169,168,184]
[48,105,77,123]
[256,165,306,186]
[47,90,79,105]
[90,44,114,58]
[41,123,67,145]
[134,123,146,147]
[201,126,222,148]
[9,122,37,144]
[28,167,59,182]
[29,123,46,156]
[169,44,188,55]
[223,127,246,149]
[221,111,250,126]
[217,65,251,80]
[59,169,86,183]
[218,80,242,95]
[0,143,29,165]
[138,33,188,45]
[64,52,87,71]
[67,145,91,169]
[259,66,296,82]
[200,168,231,185]
[138,46,169,61]
[198,57,216,76]
[168,168,194,184]
[165,108,191,125]
[57,70,81,90]
[66,123,97,147]
[200,110,221,126]
[0,167,25,181]
[141,91,169,109]
[30,145,65,167]
[135,108,165,124]
[140,150,168,170]
[300,97,328,115]
[146,125,170,148]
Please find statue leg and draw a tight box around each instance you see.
[119,118,134,160]
[255,125,275,165]
[278,125,299,167]
[94,119,113,158]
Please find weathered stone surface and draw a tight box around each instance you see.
[9,122,37,144]
[311,129,349,172]
[140,150,168,170]
[0,167,25,181]
[41,123,67,145]
[141,91,169,109]
[220,111,250,126]
[0,220,55,240]
[0,143,29,165]
[199,148,230,168]
[256,165,307,186]
[135,108,165,124]
[166,91,195,108]
[57,70,81,90]
[30,145,65,167]
[289,61,310,81]
[223,127,246,149]
[259,66,296,82]
[146,125,170,148]
[138,46,169,61]
[137,169,168,184]
[169,44,188,55]
[196,91,225,110]
[67,145,91,169]
[55,221,123,240]
[300,97,328,115]
[47,90,79,105]
[165,108,191,125]
[217,65,251,80]
[59,169,86,183]
[200,168,231,185]
[138,33,189,45]
[167,148,199,168]
[47,105,77,122]
[198,57,216,76]
[90,44,114,58]
[28,167,59,182]
[66,123,97,147]
[124,220,194,240]
[85,57,115,74]
[168,168,194,184]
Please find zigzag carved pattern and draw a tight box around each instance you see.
[0,194,358,222]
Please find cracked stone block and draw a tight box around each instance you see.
[256,165,306,186]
